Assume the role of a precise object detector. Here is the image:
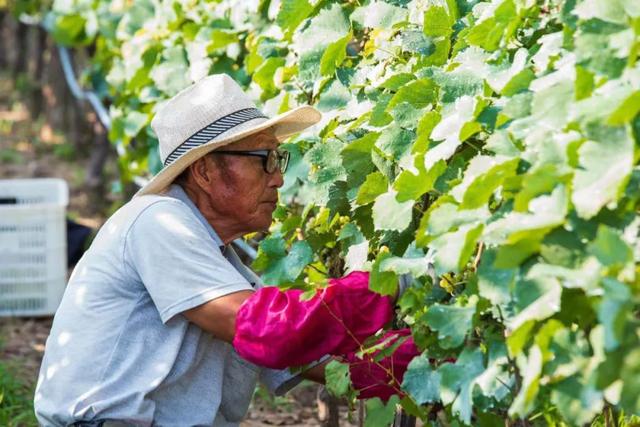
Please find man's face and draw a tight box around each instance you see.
[202,129,284,235]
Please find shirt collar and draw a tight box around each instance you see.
[165,184,225,251]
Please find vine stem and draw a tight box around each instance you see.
[440,274,455,288]
[604,404,613,427]
[463,140,482,152]
[472,242,484,272]
[496,375,515,394]
[308,263,328,275]
[373,46,407,64]
[295,81,313,104]
[496,305,521,397]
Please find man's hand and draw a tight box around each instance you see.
[301,358,330,384]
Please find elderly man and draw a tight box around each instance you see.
[34,74,417,426]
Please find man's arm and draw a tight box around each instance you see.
[183,271,393,370]
[233,272,394,369]
[183,285,420,401]
[182,290,254,343]
[184,289,329,387]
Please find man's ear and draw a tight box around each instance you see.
[190,157,213,189]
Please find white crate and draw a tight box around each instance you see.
[0,178,68,316]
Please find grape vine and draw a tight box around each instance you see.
[8,0,640,424]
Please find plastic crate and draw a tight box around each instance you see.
[0,178,68,316]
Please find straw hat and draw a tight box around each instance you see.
[135,74,321,197]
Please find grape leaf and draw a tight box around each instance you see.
[370,250,398,296]
[150,46,191,96]
[393,158,446,202]
[305,139,347,204]
[364,396,400,427]
[402,354,441,404]
[372,190,414,232]
[277,0,314,36]
[401,30,434,56]
[389,102,425,129]
[483,186,568,245]
[253,57,285,99]
[573,0,628,24]
[588,225,633,267]
[477,248,516,307]
[320,32,352,76]
[375,125,415,159]
[379,73,416,91]
[351,2,408,28]
[387,78,438,111]
[379,252,433,277]
[425,296,477,348]
[550,376,604,426]
[253,236,313,285]
[356,172,388,206]
[294,4,350,55]
[294,4,350,82]
[325,360,351,397]
[420,202,490,238]
[598,277,632,351]
[345,240,369,273]
[423,5,454,37]
[507,276,562,331]
[439,348,485,424]
[475,339,512,401]
[451,155,518,209]
[317,79,351,111]
[572,125,634,219]
[49,14,88,46]
[619,348,640,414]
[123,111,149,138]
[430,223,484,275]
[509,345,543,417]
[424,95,477,169]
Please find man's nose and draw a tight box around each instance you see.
[269,169,285,188]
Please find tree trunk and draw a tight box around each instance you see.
[28,26,47,118]
[393,412,416,427]
[85,127,110,188]
[42,39,65,130]
[317,387,341,427]
[0,12,7,70]
[13,20,28,77]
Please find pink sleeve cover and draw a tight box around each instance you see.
[233,271,394,369]
[346,329,419,401]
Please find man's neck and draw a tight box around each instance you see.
[181,184,245,245]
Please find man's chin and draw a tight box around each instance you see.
[254,214,275,233]
[244,205,277,233]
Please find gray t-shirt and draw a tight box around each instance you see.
[34,185,299,426]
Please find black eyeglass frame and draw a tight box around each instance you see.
[209,149,290,174]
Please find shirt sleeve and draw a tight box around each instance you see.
[124,200,254,323]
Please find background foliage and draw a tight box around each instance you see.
[8,0,640,424]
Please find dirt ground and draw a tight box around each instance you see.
[0,74,359,426]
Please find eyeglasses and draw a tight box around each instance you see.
[210,149,290,174]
